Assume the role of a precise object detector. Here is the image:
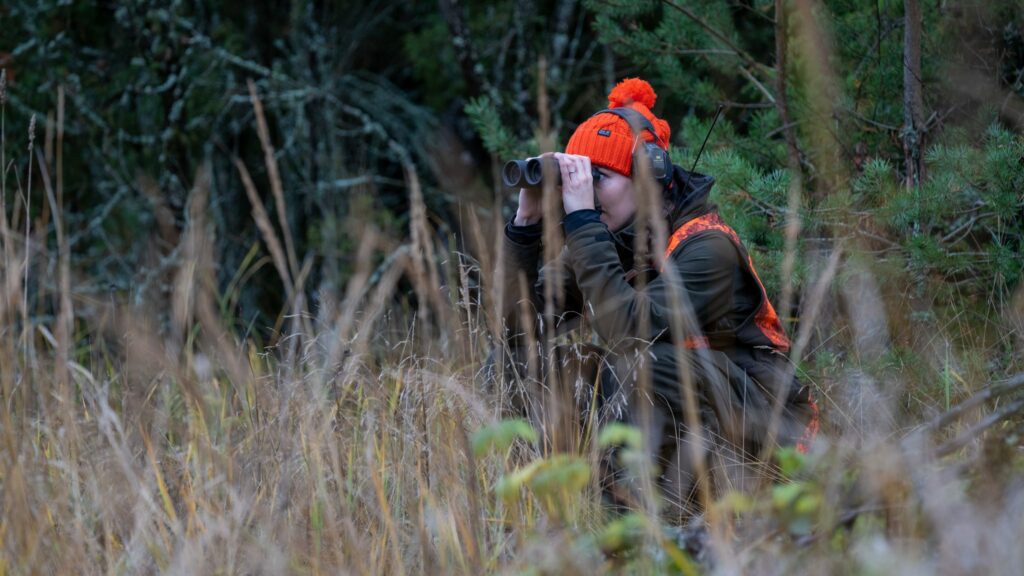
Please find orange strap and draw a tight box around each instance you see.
[796,395,820,454]
[682,335,709,349]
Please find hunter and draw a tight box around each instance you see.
[496,77,818,521]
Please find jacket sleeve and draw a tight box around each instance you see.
[563,218,739,348]
[497,220,583,346]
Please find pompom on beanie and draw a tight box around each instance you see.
[565,77,671,177]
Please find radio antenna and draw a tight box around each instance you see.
[681,104,724,192]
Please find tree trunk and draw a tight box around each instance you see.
[903,0,926,188]
[774,0,801,175]
[774,0,803,328]
[439,0,487,101]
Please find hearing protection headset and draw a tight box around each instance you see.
[588,106,673,188]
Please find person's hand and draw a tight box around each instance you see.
[513,184,543,226]
[555,152,595,214]
[513,153,557,226]
[512,153,555,226]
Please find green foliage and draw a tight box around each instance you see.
[526,454,591,497]
[581,0,1024,324]
[771,480,823,536]
[403,14,464,110]
[493,453,590,522]
[597,512,646,554]
[473,419,591,521]
[597,422,643,450]
[853,157,897,207]
[776,445,808,477]
[471,418,538,457]
[597,423,653,478]
[464,96,520,160]
[769,447,832,537]
[872,125,1024,299]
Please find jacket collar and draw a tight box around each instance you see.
[666,164,716,231]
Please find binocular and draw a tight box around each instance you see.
[502,157,601,189]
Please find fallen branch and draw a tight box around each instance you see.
[926,372,1024,431]
[936,396,1024,457]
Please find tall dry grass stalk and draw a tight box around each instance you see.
[631,136,711,523]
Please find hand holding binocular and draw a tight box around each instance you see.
[501,156,601,189]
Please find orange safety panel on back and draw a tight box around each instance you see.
[662,211,816,451]
[662,211,791,352]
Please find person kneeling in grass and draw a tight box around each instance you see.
[494,77,818,523]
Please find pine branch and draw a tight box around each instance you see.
[660,0,772,77]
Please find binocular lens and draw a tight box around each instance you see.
[501,160,527,188]
[525,158,545,187]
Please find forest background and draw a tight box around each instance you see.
[1,0,1023,573]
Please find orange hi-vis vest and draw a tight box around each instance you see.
[662,210,819,453]
[663,211,790,352]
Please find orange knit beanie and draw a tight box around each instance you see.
[565,77,671,177]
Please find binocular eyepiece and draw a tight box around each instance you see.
[502,157,600,189]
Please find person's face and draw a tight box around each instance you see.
[593,166,637,231]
